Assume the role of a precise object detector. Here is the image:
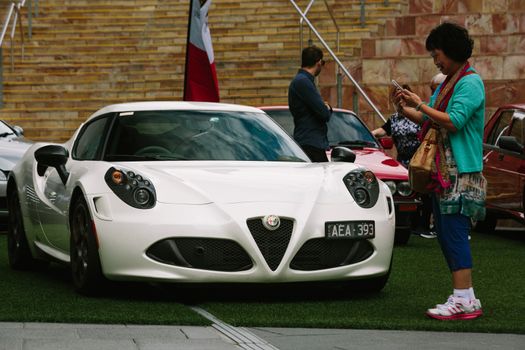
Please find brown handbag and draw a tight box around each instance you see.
[408,124,438,193]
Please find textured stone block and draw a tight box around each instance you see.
[508,35,525,54]
[492,14,520,34]
[472,56,504,80]
[395,16,416,36]
[483,0,507,12]
[362,59,391,84]
[479,35,508,54]
[409,0,433,15]
[503,55,525,79]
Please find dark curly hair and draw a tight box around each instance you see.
[425,22,473,62]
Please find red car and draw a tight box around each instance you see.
[478,104,525,231]
[260,106,420,244]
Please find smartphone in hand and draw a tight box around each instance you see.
[391,79,403,90]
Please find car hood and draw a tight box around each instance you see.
[342,148,407,180]
[0,137,33,171]
[125,162,359,205]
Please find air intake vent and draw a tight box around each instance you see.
[146,238,252,272]
[246,217,293,271]
[290,238,374,271]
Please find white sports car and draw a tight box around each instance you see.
[7,102,395,295]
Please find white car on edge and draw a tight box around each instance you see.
[7,102,395,295]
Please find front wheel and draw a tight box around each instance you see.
[394,228,411,245]
[473,214,497,233]
[7,186,36,269]
[70,196,105,295]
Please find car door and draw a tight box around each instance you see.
[38,164,71,252]
[483,109,525,212]
[39,115,111,252]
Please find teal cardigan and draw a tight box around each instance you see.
[429,69,485,173]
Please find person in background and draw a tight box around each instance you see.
[372,84,421,169]
[396,22,486,321]
[372,85,433,238]
[288,45,332,162]
[430,73,447,95]
[418,72,447,239]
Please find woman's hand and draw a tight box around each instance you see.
[398,89,422,109]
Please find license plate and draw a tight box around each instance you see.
[325,221,375,240]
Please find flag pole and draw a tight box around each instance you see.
[182,0,193,101]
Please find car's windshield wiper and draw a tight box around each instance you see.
[332,140,377,147]
[105,154,188,161]
[0,132,15,138]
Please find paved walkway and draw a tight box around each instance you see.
[1,322,524,350]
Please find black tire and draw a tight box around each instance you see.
[394,228,411,245]
[7,186,36,269]
[473,214,497,233]
[346,254,393,293]
[70,196,105,295]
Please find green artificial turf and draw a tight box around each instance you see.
[200,230,525,334]
[0,230,524,333]
[0,235,209,325]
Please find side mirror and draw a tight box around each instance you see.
[378,137,393,149]
[498,136,523,154]
[12,125,24,136]
[331,146,356,163]
[34,145,70,184]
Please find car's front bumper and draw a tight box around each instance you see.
[89,196,396,284]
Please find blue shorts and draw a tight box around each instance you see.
[432,194,472,271]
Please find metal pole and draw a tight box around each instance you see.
[0,4,15,46]
[28,0,32,39]
[0,47,3,108]
[360,0,365,28]
[337,72,342,108]
[299,0,316,58]
[353,91,358,115]
[289,0,386,122]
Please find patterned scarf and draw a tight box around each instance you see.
[422,62,474,193]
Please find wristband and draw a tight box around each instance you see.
[415,102,426,112]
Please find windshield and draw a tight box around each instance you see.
[103,110,309,162]
[264,109,379,148]
[327,111,378,148]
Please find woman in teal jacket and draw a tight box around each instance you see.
[396,22,486,321]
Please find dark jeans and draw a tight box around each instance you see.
[300,144,328,162]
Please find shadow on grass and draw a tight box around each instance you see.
[17,261,376,305]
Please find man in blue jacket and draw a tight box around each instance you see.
[288,46,332,162]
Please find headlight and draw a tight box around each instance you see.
[396,181,413,197]
[384,180,396,195]
[104,167,156,209]
[0,171,6,181]
[343,170,379,208]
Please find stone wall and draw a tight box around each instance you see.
[317,0,525,130]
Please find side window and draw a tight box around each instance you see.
[73,116,111,160]
[487,110,513,146]
[508,112,525,145]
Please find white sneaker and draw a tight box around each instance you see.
[426,295,483,320]
[420,231,437,239]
